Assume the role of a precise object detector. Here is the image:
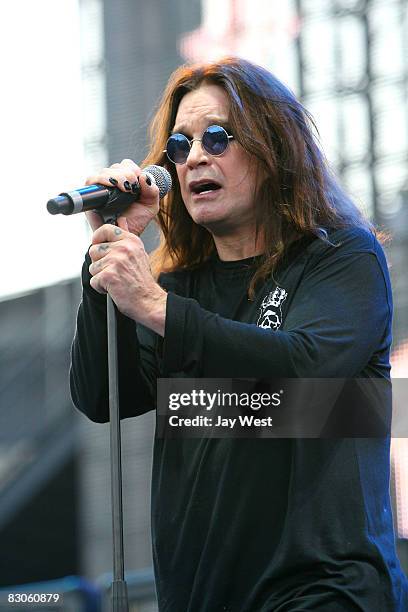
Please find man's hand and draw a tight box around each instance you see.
[88,217,167,336]
[85,159,160,236]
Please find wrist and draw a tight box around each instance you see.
[138,288,167,336]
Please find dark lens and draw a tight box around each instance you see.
[166,133,190,164]
[202,125,229,156]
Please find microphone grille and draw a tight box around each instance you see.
[144,165,172,199]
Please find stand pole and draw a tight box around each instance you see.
[107,293,129,612]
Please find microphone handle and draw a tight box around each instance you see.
[46,184,140,220]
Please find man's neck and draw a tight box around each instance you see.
[212,231,264,261]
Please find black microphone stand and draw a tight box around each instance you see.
[107,291,129,612]
[100,207,131,612]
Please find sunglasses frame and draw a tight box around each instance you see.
[163,124,234,165]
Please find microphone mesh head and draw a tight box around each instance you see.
[144,165,172,199]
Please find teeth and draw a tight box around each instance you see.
[193,182,220,194]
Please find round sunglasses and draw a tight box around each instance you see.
[163,124,234,165]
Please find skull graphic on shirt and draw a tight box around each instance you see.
[257,287,288,330]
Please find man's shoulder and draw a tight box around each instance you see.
[306,225,383,261]
[297,225,391,296]
[274,225,383,288]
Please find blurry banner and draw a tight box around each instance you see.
[179,0,299,88]
[391,340,408,538]
[391,339,408,378]
[392,438,408,539]
[390,379,408,439]
[157,378,394,439]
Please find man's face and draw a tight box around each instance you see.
[172,83,259,236]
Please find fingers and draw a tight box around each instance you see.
[88,241,111,265]
[85,159,141,191]
[139,172,160,204]
[85,159,159,213]
[83,159,161,239]
[89,221,139,262]
[88,226,146,296]
[84,160,160,208]
[91,223,126,246]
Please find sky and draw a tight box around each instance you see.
[0,0,91,299]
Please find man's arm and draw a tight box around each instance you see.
[161,249,392,379]
[70,252,159,423]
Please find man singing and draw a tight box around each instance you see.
[70,57,408,611]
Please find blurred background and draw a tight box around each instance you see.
[0,0,407,610]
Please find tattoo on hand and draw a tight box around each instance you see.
[98,244,109,252]
[114,228,122,235]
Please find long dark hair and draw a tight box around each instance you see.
[143,57,372,298]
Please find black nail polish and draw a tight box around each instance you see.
[131,181,140,194]
[145,176,152,186]
[124,180,131,190]
[109,177,118,186]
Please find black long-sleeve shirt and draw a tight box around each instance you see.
[70,226,408,611]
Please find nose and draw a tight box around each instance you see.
[185,139,209,168]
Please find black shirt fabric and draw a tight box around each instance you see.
[70,226,408,611]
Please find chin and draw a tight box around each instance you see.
[189,207,224,227]
[195,216,231,234]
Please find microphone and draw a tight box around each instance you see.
[46,164,172,216]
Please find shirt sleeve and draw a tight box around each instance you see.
[162,248,392,379]
[69,251,159,423]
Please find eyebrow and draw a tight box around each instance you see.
[171,117,230,135]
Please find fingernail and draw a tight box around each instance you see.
[145,176,152,186]
[124,180,131,190]
[109,177,118,186]
[131,181,140,194]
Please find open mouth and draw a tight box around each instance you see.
[190,181,222,195]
